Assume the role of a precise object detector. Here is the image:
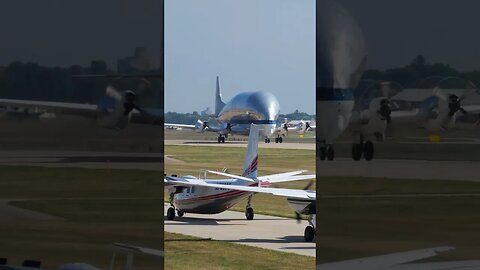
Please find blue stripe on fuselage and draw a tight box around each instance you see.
[228,119,277,124]
[317,87,355,101]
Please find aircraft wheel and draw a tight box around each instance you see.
[217,137,222,143]
[275,137,279,143]
[245,207,254,220]
[364,141,374,161]
[221,137,226,143]
[267,138,271,143]
[327,146,335,161]
[167,207,175,220]
[304,225,315,242]
[352,144,363,161]
[177,210,184,217]
[319,147,326,160]
[279,137,283,143]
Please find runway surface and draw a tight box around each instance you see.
[165,139,315,150]
[164,205,315,257]
[1,150,480,181]
[317,158,480,182]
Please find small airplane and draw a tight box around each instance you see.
[165,76,291,144]
[164,123,316,240]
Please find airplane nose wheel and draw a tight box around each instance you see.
[167,207,176,220]
[245,195,254,220]
[352,143,363,161]
[264,138,270,143]
[304,226,315,242]
[246,207,254,220]
[363,141,374,161]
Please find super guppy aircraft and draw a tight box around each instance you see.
[165,77,294,143]
[164,124,316,237]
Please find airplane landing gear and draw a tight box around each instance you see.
[304,226,315,242]
[274,136,283,143]
[319,145,334,160]
[177,210,185,217]
[352,143,363,161]
[304,214,316,242]
[264,138,271,143]
[167,206,175,220]
[245,195,254,220]
[217,135,226,143]
[363,141,374,161]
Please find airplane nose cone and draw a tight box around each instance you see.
[316,0,367,90]
[247,91,280,120]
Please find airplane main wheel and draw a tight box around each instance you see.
[275,137,279,143]
[319,147,326,160]
[217,137,222,143]
[352,144,363,161]
[304,226,315,242]
[167,207,175,220]
[177,210,184,217]
[246,207,254,220]
[279,137,283,143]
[221,137,226,143]
[326,146,335,161]
[364,141,374,161]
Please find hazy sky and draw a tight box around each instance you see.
[0,0,162,69]
[164,0,316,114]
[337,0,480,71]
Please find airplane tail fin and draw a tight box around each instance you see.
[215,76,226,116]
[242,124,259,179]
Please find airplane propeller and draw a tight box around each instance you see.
[196,119,209,133]
[433,87,470,118]
[295,180,314,223]
[105,78,156,121]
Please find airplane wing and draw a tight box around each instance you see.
[258,170,307,181]
[164,123,196,129]
[317,246,456,270]
[165,176,315,200]
[391,260,480,270]
[0,98,100,117]
[463,104,480,114]
[207,170,315,184]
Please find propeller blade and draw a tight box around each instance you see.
[433,87,449,102]
[106,85,123,101]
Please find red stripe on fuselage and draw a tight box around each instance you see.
[175,181,270,203]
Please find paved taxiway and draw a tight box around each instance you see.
[164,205,315,257]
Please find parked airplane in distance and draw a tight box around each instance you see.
[164,124,316,233]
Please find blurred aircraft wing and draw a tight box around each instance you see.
[317,246,457,270]
[463,104,480,114]
[164,123,196,129]
[0,98,99,117]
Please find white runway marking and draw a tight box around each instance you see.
[164,205,315,257]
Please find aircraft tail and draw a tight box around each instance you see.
[215,76,226,116]
[242,124,259,179]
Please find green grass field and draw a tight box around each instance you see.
[0,165,314,269]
